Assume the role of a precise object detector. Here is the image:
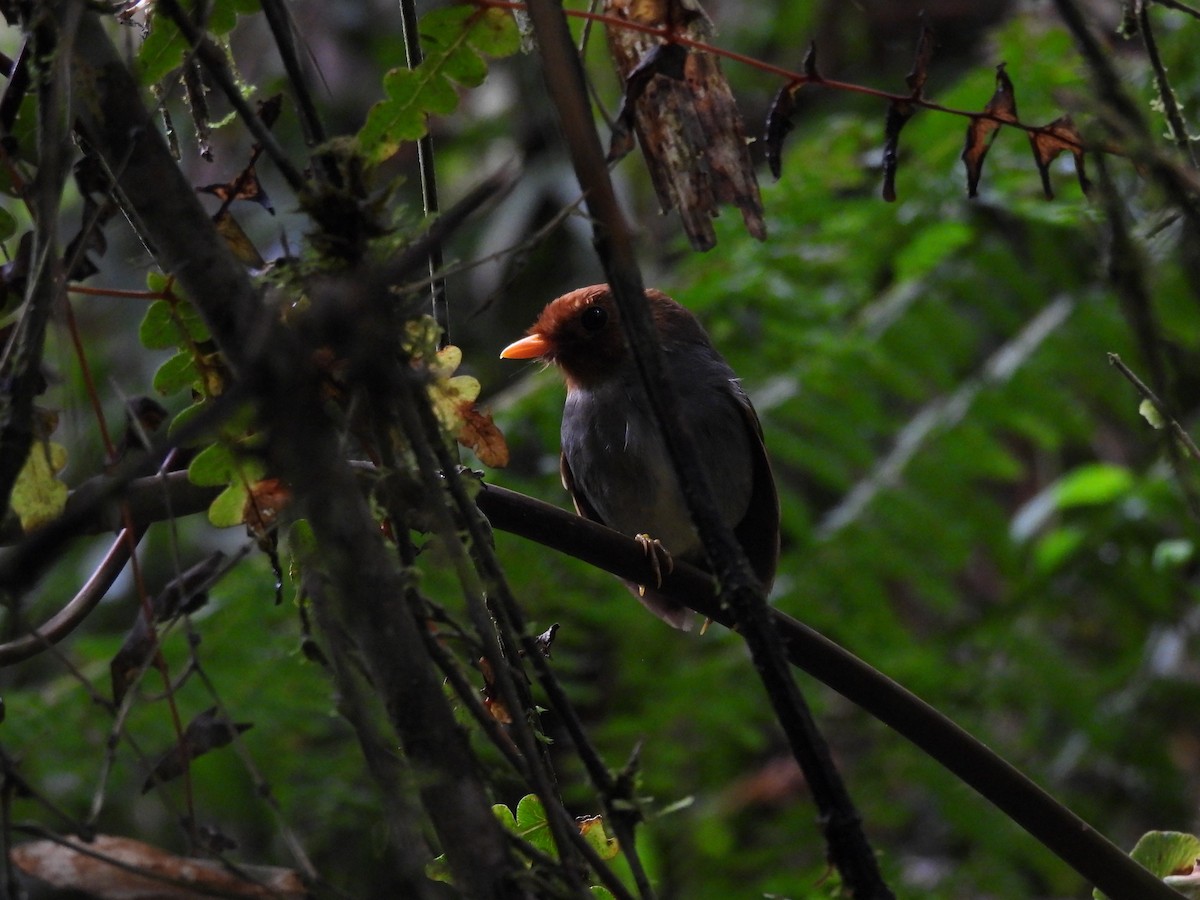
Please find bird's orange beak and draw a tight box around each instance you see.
[499,333,551,360]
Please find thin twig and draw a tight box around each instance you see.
[157,0,308,193]
[1152,0,1200,22]
[398,0,449,345]
[396,371,648,900]
[388,365,597,895]
[1093,151,1200,519]
[258,0,327,151]
[479,0,1094,153]
[523,1,892,896]
[1137,3,1197,166]
[1108,352,1200,463]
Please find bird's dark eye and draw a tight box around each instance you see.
[580,305,608,332]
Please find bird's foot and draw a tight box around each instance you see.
[634,534,674,592]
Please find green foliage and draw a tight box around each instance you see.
[140,271,257,526]
[10,437,67,531]
[137,0,261,86]
[0,206,16,242]
[9,3,1200,899]
[188,443,266,527]
[491,11,1200,898]
[429,795,618,887]
[358,6,521,163]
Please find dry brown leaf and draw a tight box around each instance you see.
[608,42,688,163]
[905,24,935,98]
[605,0,765,250]
[478,656,513,724]
[243,477,291,538]
[881,101,914,203]
[764,82,799,181]
[1029,115,1091,199]
[879,23,936,202]
[962,62,1018,198]
[109,554,224,704]
[484,695,513,724]
[197,163,274,213]
[457,403,509,468]
[142,707,253,793]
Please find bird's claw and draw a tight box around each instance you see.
[634,533,674,591]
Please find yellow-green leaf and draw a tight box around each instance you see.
[11,441,68,532]
[579,816,619,860]
[208,482,249,527]
[1139,398,1166,429]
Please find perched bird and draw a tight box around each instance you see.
[500,285,779,629]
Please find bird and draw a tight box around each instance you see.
[500,284,779,629]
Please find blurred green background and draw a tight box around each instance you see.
[4,1,1200,897]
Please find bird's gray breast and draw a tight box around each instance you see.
[561,362,753,562]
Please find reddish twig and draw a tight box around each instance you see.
[476,0,1090,153]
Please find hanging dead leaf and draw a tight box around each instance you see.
[113,395,169,463]
[609,42,688,162]
[110,555,223,704]
[881,101,914,203]
[879,23,936,201]
[111,612,155,705]
[605,0,765,250]
[142,706,253,792]
[764,83,799,181]
[65,154,118,281]
[457,403,509,468]
[243,477,291,540]
[763,43,817,180]
[1029,115,1090,199]
[197,162,274,214]
[257,93,283,129]
[11,834,305,899]
[478,656,513,724]
[483,695,513,724]
[962,62,1019,198]
[801,40,820,81]
[905,24,935,98]
[153,552,225,622]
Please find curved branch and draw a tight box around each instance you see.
[475,482,1180,900]
[0,527,143,666]
[3,468,1180,896]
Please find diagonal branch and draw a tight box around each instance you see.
[398,0,450,343]
[0,460,1183,896]
[522,1,892,897]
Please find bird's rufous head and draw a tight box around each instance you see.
[500,285,706,388]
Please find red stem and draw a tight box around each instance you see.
[476,0,1087,150]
